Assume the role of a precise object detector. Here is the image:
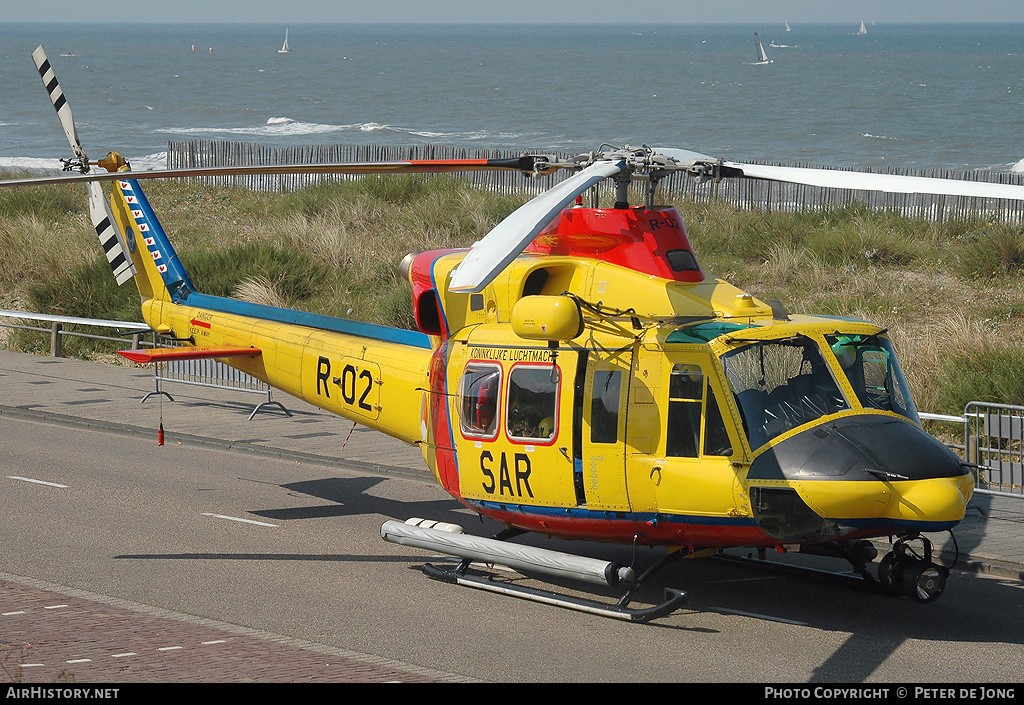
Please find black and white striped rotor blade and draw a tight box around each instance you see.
[32,45,86,162]
[87,182,136,285]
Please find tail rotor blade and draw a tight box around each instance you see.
[87,182,136,286]
[32,46,136,285]
[32,45,86,162]
[448,159,626,293]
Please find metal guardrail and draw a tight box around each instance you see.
[0,309,288,420]
[0,308,150,356]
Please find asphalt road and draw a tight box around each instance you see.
[2,415,1023,683]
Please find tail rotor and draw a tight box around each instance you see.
[32,45,136,286]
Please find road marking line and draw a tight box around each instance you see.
[158,646,183,651]
[2,611,26,616]
[112,652,137,658]
[8,475,68,488]
[21,663,45,668]
[716,607,808,626]
[66,659,91,663]
[201,513,278,527]
[43,605,68,609]
[201,640,227,645]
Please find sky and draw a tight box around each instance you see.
[4,0,1024,25]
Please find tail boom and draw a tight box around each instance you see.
[107,171,433,446]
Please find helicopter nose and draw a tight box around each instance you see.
[748,414,972,539]
[881,474,974,527]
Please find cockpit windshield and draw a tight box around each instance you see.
[826,334,919,424]
[720,337,849,450]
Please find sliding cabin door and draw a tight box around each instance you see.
[577,345,632,511]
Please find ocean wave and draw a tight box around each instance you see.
[127,152,168,170]
[156,117,527,144]
[861,133,901,141]
[0,157,67,171]
[1012,159,1024,173]
[159,117,357,138]
[0,153,167,172]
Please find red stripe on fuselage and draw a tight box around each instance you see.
[429,341,461,497]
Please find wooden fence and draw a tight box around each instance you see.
[167,141,1024,223]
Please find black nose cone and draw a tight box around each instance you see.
[748,414,967,482]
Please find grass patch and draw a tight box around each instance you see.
[935,344,1024,411]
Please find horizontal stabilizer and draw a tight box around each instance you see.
[117,346,262,363]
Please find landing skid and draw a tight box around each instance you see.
[380,518,689,623]
[422,560,689,623]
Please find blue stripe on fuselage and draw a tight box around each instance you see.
[464,499,760,528]
[463,501,961,535]
[185,292,433,349]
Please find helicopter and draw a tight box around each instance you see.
[7,45,1023,623]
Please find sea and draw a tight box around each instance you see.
[1,22,1022,174]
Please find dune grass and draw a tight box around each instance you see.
[2,173,1023,415]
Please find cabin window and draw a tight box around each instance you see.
[590,370,622,444]
[457,364,501,438]
[507,364,559,442]
[826,334,919,423]
[665,249,700,272]
[721,338,849,450]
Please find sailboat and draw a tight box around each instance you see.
[753,32,772,64]
[857,20,868,35]
[278,27,292,54]
[785,21,791,32]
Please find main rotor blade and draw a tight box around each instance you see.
[447,159,626,294]
[0,156,550,189]
[721,161,1024,201]
[651,147,718,168]
[655,147,1024,202]
[32,45,86,162]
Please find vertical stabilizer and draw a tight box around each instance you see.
[108,175,194,304]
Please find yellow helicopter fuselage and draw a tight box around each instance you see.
[111,179,972,554]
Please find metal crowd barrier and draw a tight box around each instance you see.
[143,353,291,421]
[964,402,1024,499]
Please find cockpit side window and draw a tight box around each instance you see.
[457,364,501,439]
[667,364,703,457]
[666,364,734,457]
[721,339,849,449]
[827,334,919,423]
